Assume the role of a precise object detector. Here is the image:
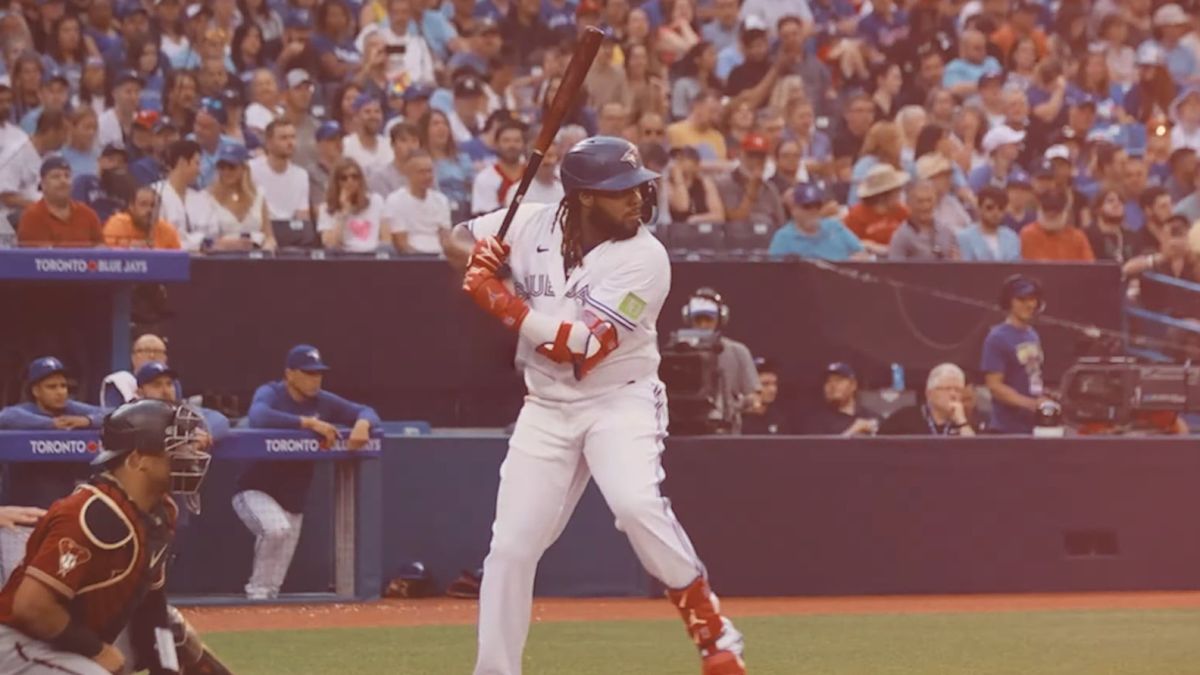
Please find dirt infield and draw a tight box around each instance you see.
[182,591,1200,634]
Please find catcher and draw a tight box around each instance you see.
[0,399,232,674]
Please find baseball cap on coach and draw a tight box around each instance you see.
[286,345,330,372]
[27,357,67,388]
[826,362,856,380]
[136,361,178,387]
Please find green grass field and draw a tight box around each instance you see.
[203,608,1200,674]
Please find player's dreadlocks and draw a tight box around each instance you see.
[554,192,586,276]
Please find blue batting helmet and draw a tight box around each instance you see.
[561,136,659,194]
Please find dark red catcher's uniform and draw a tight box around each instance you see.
[0,474,177,667]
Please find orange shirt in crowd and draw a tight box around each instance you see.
[1019,222,1095,261]
[843,202,909,246]
[102,212,183,250]
[990,25,1049,61]
[16,199,103,248]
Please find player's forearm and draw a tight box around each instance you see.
[445,224,476,272]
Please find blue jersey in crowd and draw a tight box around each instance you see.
[980,321,1044,434]
[237,381,381,514]
[768,218,863,260]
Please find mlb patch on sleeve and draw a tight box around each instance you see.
[618,293,647,322]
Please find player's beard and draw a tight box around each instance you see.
[592,204,640,242]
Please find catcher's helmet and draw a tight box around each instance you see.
[561,136,659,194]
[94,399,212,495]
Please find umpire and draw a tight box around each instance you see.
[231,345,380,601]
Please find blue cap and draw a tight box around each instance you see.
[27,357,66,385]
[216,143,249,166]
[284,8,311,28]
[826,362,856,380]
[1008,168,1031,187]
[1066,90,1097,109]
[114,69,144,88]
[352,92,378,113]
[41,68,68,87]
[401,82,434,102]
[792,182,825,206]
[116,0,148,19]
[286,344,330,372]
[316,120,343,141]
[40,154,70,178]
[135,361,177,387]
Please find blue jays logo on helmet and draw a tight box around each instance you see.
[561,136,659,194]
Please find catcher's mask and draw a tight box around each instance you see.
[94,400,213,495]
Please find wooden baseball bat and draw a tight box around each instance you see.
[495,26,605,242]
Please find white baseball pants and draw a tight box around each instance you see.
[473,379,706,675]
[231,490,304,600]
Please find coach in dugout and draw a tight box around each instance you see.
[134,361,230,446]
[231,344,380,600]
[100,333,180,407]
[0,357,105,583]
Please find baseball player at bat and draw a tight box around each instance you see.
[0,399,232,674]
[450,136,746,675]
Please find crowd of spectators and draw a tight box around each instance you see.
[0,0,1194,280]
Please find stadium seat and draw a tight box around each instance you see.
[665,221,724,256]
[723,222,773,255]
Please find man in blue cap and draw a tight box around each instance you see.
[982,274,1048,434]
[18,69,70,136]
[307,121,344,209]
[798,362,880,436]
[134,361,230,447]
[231,345,380,600]
[0,357,106,581]
[769,183,867,260]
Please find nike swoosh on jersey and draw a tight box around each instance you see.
[536,246,550,253]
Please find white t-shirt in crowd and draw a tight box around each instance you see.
[356,24,436,85]
[191,189,268,244]
[317,192,385,252]
[471,164,521,216]
[97,109,127,148]
[504,175,564,206]
[151,180,212,251]
[248,156,311,220]
[383,186,451,254]
[343,134,395,175]
[245,103,283,133]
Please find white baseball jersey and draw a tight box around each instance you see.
[468,203,669,403]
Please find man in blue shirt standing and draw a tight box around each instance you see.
[769,183,868,260]
[231,345,381,600]
[0,357,106,581]
[981,275,1047,434]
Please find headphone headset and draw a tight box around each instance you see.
[681,287,730,328]
[997,274,1046,314]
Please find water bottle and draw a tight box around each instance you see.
[890,363,905,391]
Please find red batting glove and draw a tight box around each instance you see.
[468,237,508,274]
[463,243,529,331]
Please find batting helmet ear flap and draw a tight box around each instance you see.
[998,274,1046,314]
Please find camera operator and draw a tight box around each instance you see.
[982,274,1049,434]
[679,288,760,433]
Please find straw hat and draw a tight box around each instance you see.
[915,154,953,181]
[857,164,909,199]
